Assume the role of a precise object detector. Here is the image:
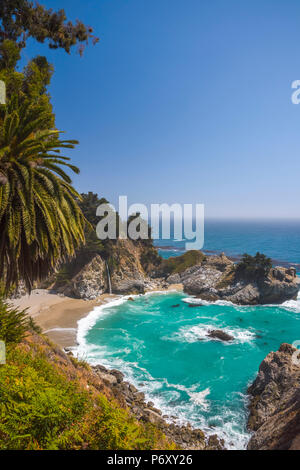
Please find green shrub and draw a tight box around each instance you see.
[0,299,28,344]
[0,341,176,450]
[236,252,272,280]
[0,346,89,450]
[161,250,206,276]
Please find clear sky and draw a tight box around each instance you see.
[22,0,300,218]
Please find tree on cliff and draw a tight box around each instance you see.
[236,252,272,280]
[0,0,99,54]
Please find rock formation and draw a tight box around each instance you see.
[247,343,300,450]
[171,253,299,305]
[54,239,167,299]
[93,364,224,450]
[208,330,234,342]
[55,254,107,300]
[51,243,299,304]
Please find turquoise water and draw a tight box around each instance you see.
[77,290,300,449]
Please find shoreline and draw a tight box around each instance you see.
[11,285,183,348]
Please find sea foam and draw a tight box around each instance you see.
[164,323,255,344]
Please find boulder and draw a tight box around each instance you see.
[208,330,234,342]
[247,343,300,450]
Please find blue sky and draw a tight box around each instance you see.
[22,0,300,218]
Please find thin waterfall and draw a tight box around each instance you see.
[105,261,112,294]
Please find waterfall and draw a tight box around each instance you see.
[105,261,112,294]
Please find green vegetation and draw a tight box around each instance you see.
[0,1,98,54]
[0,40,88,293]
[0,335,176,450]
[215,267,235,289]
[0,3,176,453]
[0,97,86,292]
[236,252,272,280]
[160,250,206,276]
[0,299,28,344]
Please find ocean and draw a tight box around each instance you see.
[76,219,300,449]
[155,219,300,269]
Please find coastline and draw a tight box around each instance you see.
[11,285,183,348]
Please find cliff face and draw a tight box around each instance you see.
[54,239,165,299]
[174,254,299,305]
[108,239,153,294]
[247,343,300,450]
[56,254,107,300]
[52,246,299,304]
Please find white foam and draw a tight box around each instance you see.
[76,290,180,358]
[164,324,255,344]
[189,388,211,411]
[281,290,300,313]
[44,327,77,333]
[75,291,251,450]
[183,297,237,307]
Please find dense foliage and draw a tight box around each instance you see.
[0,0,98,54]
[158,250,206,276]
[236,252,272,280]
[0,298,28,344]
[0,337,176,450]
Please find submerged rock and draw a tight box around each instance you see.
[247,343,300,450]
[208,330,234,342]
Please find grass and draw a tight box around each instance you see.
[161,250,206,276]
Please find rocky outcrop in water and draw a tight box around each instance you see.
[173,253,299,305]
[208,330,234,342]
[247,343,300,450]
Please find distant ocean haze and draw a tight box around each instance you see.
[154,218,300,269]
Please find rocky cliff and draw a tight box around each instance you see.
[171,253,299,305]
[54,239,166,300]
[51,245,299,304]
[247,343,300,450]
[55,254,107,300]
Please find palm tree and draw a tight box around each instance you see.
[0,98,86,292]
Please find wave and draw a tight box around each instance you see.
[76,290,180,359]
[182,297,236,307]
[281,290,300,313]
[189,388,211,411]
[44,327,77,333]
[75,291,252,450]
[183,292,300,313]
[164,324,256,344]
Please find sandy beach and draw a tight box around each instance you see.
[10,289,118,348]
[10,285,183,348]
